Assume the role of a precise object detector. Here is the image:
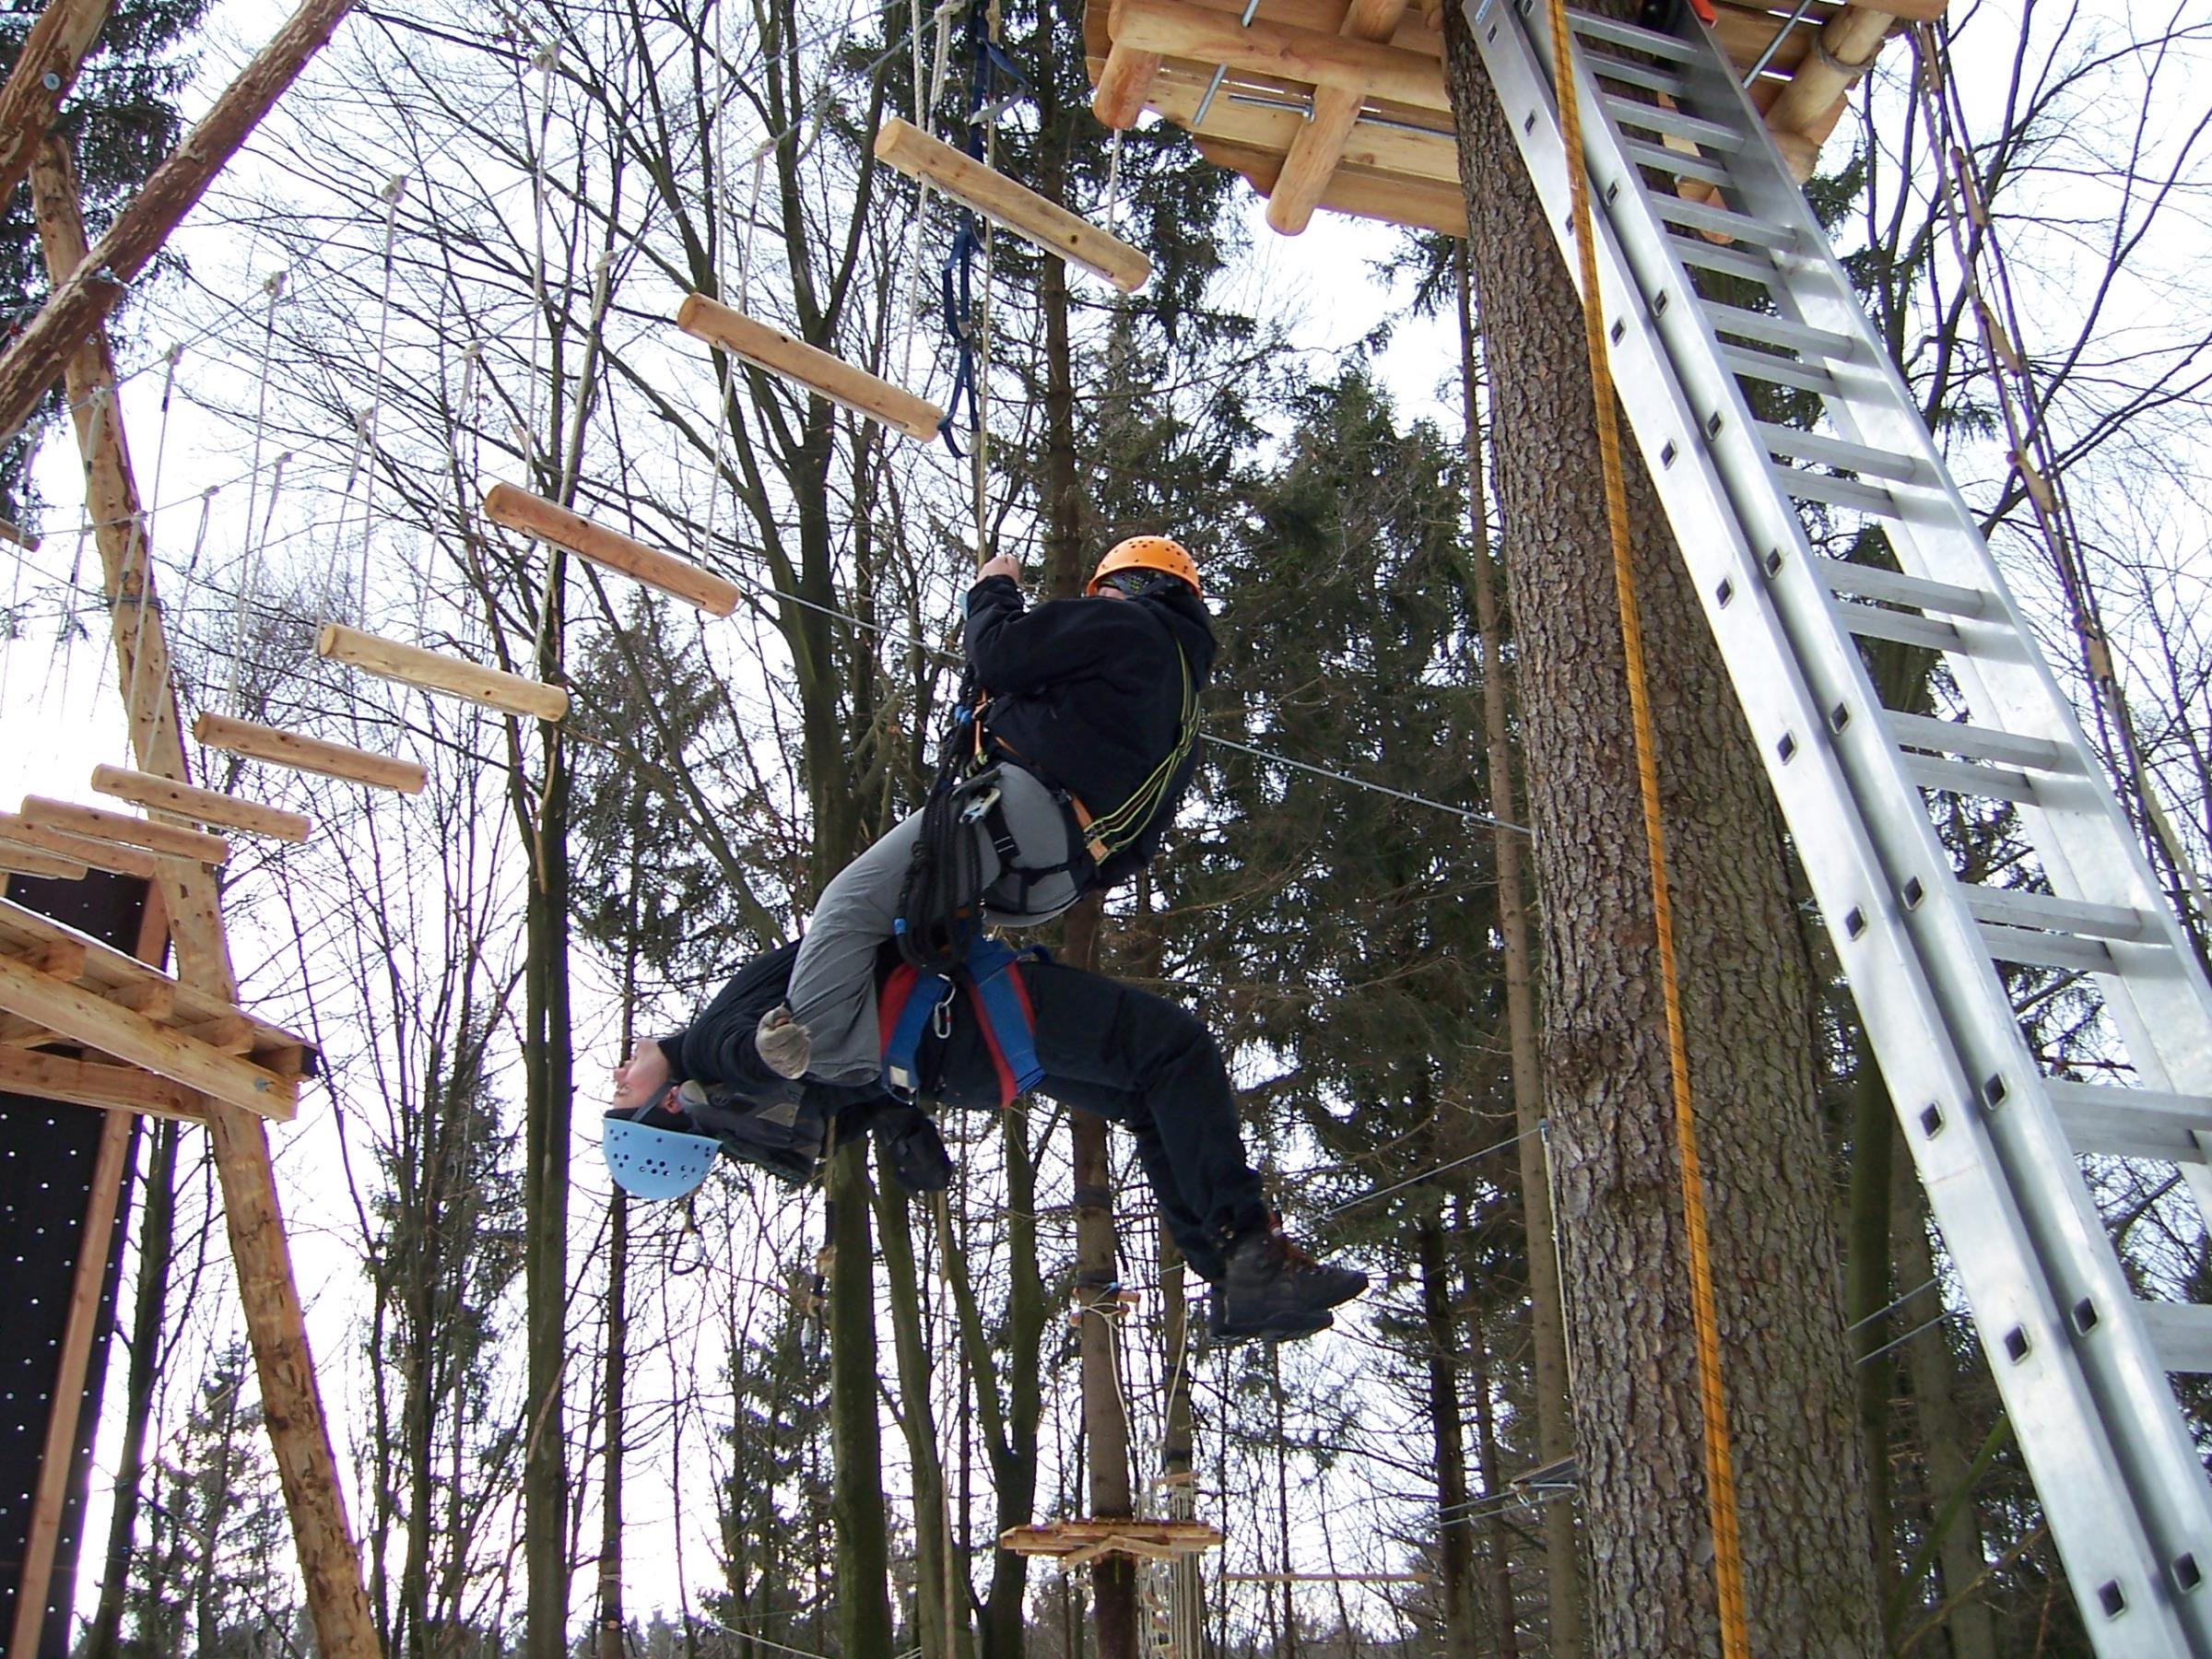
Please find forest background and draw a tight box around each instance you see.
[0,0,2207,1654]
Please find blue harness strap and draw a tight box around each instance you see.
[881,961,955,1099]
[878,935,1047,1106]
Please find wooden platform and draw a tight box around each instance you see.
[1086,0,1944,237]
[0,896,312,1121]
[1002,1518,1225,1569]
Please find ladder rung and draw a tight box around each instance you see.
[1885,711,2068,772]
[1706,300,1856,360]
[1774,465,1898,515]
[2048,1080,2212,1163]
[1818,560,1991,618]
[1604,94,1740,150]
[1582,53,1685,99]
[89,764,310,843]
[1621,137,1730,188]
[1567,8,1700,61]
[1673,238,1778,286]
[1653,194,1798,250]
[1902,754,2040,805]
[1977,920,2114,974]
[1827,596,1961,653]
[2135,1302,2212,1375]
[1759,423,1922,484]
[1960,885,2152,943]
[1719,343,1833,394]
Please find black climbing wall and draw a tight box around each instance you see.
[0,869,151,1656]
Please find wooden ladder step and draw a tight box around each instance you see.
[193,712,426,794]
[0,811,161,878]
[483,484,740,617]
[91,764,310,842]
[20,797,230,865]
[676,294,944,441]
[316,625,569,723]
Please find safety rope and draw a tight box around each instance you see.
[1539,3,1748,1651]
[226,271,286,716]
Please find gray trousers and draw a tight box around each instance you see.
[785,764,1088,1083]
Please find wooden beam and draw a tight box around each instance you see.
[1766,6,1893,156]
[0,812,162,879]
[1093,41,1165,129]
[1106,0,1449,114]
[873,118,1156,293]
[192,712,427,795]
[21,797,231,865]
[31,941,88,982]
[1083,0,1448,70]
[316,623,571,722]
[0,0,114,212]
[1266,0,1414,235]
[1149,70,1460,182]
[482,484,740,617]
[676,293,947,440]
[0,845,88,882]
[0,954,295,1121]
[0,1048,207,1122]
[90,764,311,843]
[1195,134,1466,234]
[0,0,359,448]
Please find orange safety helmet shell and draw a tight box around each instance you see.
[1088,535,1202,598]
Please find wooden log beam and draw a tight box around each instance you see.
[1149,70,1459,181]
[21,797,230,865]
[483,484,740,617]
[1766,5,1894,165]
[1266,0,1413,235]
[316,623,570,722]
[1194,134,1466,234]
[1081,0,1448,73]
[1093,41,1165,129]
[1106,0,1449,114]
[676,293,947,440]
[0,1048,208,1122]
[192,712,427,795]
[0,0,114,211]
[91,764,311,843]
[0,844,88,882]
[0,0,359,448]
[0,812,162,879]
[0,953,294,1120]
[872,118,1156,292]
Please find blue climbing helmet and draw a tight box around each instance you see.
[603,1102,720,1200]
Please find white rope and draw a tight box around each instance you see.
[1104,128,1125,233]
[356,171,407,628]
[227,271,284,714]
[122,344,184,768]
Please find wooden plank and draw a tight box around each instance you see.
[1151,71,1459,180]
[1093,41,1166,129]
[91,764,312,843]
[0,1048,208,1122]
[872,119,1155,293]
[31,941,88,982]
[316,623,571,722]
[5,1103,131,1659]
[0,0,361,448]
[0,812,162,879]
[192,712,427,795]
[21,797,230,865]
[1106,0,1449,115]
[1194,134,1466,234]
[1083,0,1448,69]
[676,293,947,440]
[0,953,295,1121]
[0,0,114,212]
[482,484,740,617]
[0,844,88,882]
[1266,0,1413,234]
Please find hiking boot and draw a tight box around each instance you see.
[1215,1225,1367,1342]
[755,1005,812,1079]
[1206,1300,1334,1347]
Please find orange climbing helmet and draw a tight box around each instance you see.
[1088,535,1202,599]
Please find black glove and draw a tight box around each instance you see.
[872,1105,955,1195]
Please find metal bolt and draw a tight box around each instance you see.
[41,72,60,92]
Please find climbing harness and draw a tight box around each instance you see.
[879,931,1047,1106]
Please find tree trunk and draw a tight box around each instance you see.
[828,1158,898,1654]
[1846,1037,1900,1639]
[1455,242,1587,1659]
[1417,1208,1484,1659]
[1440,6,1884,1651]
[596,1191,628,1659]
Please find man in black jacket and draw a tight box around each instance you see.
[735,536,1218,1094]
[606,936,1369,1342]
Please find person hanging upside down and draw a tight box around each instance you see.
[603,936,1369,1343]
[726,535,1219,1097]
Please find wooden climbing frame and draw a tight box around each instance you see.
[1002,1518,1224,1570]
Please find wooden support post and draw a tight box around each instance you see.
[5,1107,131,1659]
[0,0,360,447]
[0,813,161,879]
[873,119,1156,293]
[192,712,427,795]
[0,845,88,882]
[316,623,570,722]
[675,295,946,440]
[0,0,114,211]
[483,484,741,616]
[0,955,295,1120]
[1265,0,1414,235]
[20,798,231,865]
[1092,41,1165,129]
[1105,0,1450,114]
[90,764,311,843]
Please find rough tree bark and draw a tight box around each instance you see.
[1440,3,1885,1650]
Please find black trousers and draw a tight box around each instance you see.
[924,960,1268,1281]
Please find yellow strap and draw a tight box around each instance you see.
[1541,5,1750,1653]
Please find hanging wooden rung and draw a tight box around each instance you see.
[873,118,1154,294]
[315,624,570,723]
[482,484,740,617]
[192,712,427,794]
[90,764,310,843]
[20,797,231,865]
[1000,1519,1223,1564]
[0,812,161,879]
[676,295,945,441]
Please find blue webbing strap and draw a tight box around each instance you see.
[934,6,1030,458]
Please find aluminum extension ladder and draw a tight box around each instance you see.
[1466,1,2212,1649]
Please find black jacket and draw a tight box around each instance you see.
[963,574,1216,885]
